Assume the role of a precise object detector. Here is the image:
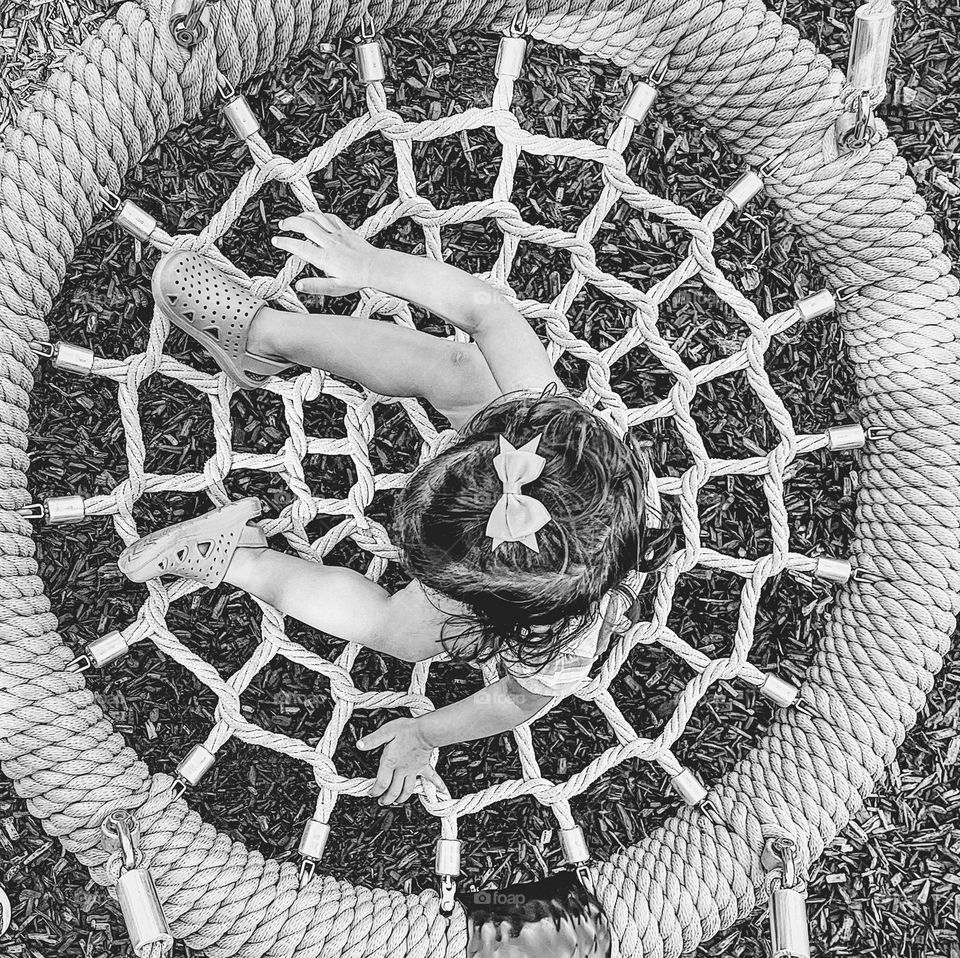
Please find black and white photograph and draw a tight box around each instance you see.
[0,0,957,955]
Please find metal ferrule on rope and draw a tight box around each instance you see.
[17,496,86,525]
[620,61,669,124]
[102,811,172,958]
[355,17,386,85]
[495,36,527,80]
[825,423,867,451]
[758,672,800,709]
[723,171,765,213]
[796,289,836,322]
[29,340,95,375]
[559,825,597,894]
[837,2,896,150]
[763,837,811,958]
[114,200,160,244]
[812,557,881,585]
[175,743,216,793]
[435,838,461,915]
[298,817,331,883]
[355,41,386,84]
[669,766,708,806]
[70,630,130,672]
[223,94,261,141]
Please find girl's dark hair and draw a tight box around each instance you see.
[395,388,674,671]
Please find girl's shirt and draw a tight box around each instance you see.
[495,591,622,698]
[421,581,625,700]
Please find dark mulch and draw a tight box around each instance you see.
[1,0,958,956]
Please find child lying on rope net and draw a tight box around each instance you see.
[117,211,673,806]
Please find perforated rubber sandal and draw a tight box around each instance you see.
[118,497,266,588]
[153,250,294,389]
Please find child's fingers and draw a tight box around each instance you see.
[302,211,340,233]
[295,277,359,296]
[370,759,395,799]
[271,235,325,266]
[396,773,418,805]
[278,215,330,246]
[378,769,404,806]
[357,724,393,751]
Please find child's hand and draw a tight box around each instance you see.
[358,717,443,805]
[272,211,379,297]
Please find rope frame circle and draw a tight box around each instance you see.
[0,0,958,956]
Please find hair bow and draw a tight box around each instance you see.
[485,434,552,553]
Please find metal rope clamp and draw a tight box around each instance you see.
[762,836,811,958]
[836,2,896,150]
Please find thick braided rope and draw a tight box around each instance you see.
[0,0,958,956]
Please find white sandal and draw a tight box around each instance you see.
[118,497,266,588]
[153,251,294,389]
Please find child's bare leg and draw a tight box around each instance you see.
[248,307,501,428]
[226,546,386,646]
[224,546,445,662]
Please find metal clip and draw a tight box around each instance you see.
[649,57,670,86]
[99,186,122,215]
[358,11,376,41]
[865,425,894,442]
[837,89,879,150]
[835,284,859,304]
[70,630,129,672]
[758,154,788,179]
[169,0,216,47]
[216,73,237,103]
[67,653,91,672]
[762,836,798,888]
[29,341,55,359]
[851,566,882,585]
[175,744,216,789]
[508,8,529,37]
[101,811,141,870]
[669,766,709,806]
[438,874,458,916]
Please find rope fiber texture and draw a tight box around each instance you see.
[0,0,958,956]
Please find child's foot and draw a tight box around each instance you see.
[119,497,266,588]
[152,251,295,389]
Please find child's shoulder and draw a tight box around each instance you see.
[403,578,473,620]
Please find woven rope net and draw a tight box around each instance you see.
[1,0,959,956]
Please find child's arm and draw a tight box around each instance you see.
[358,676,552,805]
[420,675,552,745]
[275,212,567,397]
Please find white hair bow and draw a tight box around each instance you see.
[485,434,552,553]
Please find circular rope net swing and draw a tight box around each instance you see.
[1,0,958,955]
